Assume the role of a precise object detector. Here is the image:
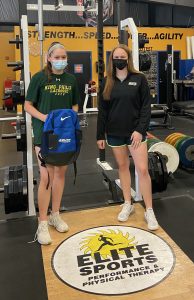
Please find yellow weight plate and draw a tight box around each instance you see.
[165,133,184,144]
[164,133,178,143]
[171,134,186,146]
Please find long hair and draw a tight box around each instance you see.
[103,44,139,100]
[44,42,66,82]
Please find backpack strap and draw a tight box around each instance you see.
[38,150,50,190]
[73,161,77,185]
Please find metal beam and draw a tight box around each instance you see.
[175,0,194,7]
[21,15,36,216]
[27,4,97,12]
[97,0,104,92]
[141,0,194,8]
[116,0,128,45]
[120,18,139,70]
[37,0,44,70]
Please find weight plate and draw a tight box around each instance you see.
[164,132,184,144]
[178,137,194,168]
[174,136,189,151]
[148,141,179,173]
[147,138,161,149]
[167,133,185,145]
[164,133,178,143]
[170,134,185,147]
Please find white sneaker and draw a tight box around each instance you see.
[37,221,52,245]
[118,202,134,222]
[48,212,69,233]
[145,208,159,230]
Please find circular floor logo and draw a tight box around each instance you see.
[52,226,175,295]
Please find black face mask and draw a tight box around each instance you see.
[113,59,128,70]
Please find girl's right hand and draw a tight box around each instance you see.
[97,140,105,149]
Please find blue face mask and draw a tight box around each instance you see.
[51,59,68,70]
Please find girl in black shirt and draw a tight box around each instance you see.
[97,44,158,231]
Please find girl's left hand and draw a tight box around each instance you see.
[42,114,48,122]
[131,131,142,149]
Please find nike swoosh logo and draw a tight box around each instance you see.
[61,116,71,121]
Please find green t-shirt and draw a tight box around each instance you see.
[26,70,80,145]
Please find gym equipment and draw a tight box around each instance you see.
[27,1,99,65]
[148,152,168,193]
[102,169,123,204]
[172,55,194,118]
[80,2,103,124]
[139,53,152,72]
[147,135,179,174]
[16,118,27,151]
[83,80,98,114]
[0,116,26,152]
[0,115,28,214]
[97,154,138,203]
[149,104,173,129]
[172,100,194,119]
[120,18,139,69]
[138,34,149,49]
[172,100,194,111]
[3,79,25,107]
[165,133,194,169]
[148,44,175,128]
[178,137,194,169]
[0,15,35,217]
[149,45,179,129]
[97,145,170,205]
[173,79,194,102]
[4,166,28,214]
[138,33,152,71]
[80,80,98,127]
[2,79,14,110]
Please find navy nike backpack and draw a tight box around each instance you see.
[40,109,82,168]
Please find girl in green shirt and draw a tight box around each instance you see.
[25,42,80,245]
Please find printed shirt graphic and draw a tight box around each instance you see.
[26,71,80,145]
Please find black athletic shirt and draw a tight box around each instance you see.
[96,72,151,140]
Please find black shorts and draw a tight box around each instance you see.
[106,135,147,147]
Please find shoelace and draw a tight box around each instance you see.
[28,223,48,244]
[28,230,38,244]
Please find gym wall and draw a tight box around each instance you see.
[4,26,194,108]
[0,32,16,108]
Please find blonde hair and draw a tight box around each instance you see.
[103,44,139,100]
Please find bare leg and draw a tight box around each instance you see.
[112,146,131,203]
[51,165,68,213]
[129,142,152,209]
[35,146,54,221]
